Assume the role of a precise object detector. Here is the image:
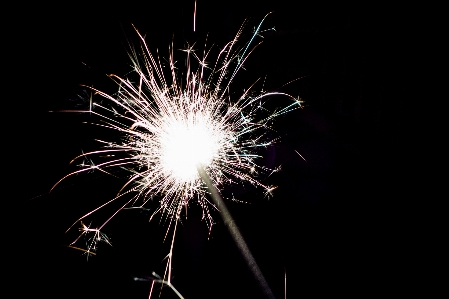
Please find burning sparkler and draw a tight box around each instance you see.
[54,13,301,298]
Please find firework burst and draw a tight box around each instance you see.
[54,15,301,261]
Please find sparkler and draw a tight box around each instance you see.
[54,13,302,298]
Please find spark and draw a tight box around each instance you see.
[55,14,300,239]
[54,15,301,296]
[66,221,112,258]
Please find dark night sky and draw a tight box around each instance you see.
[12,1,424,298]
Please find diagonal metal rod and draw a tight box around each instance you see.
[197,165,276,299]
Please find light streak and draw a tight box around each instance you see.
[193,0,197,32]
[54,13,302,297]
[295,149,307,162]
[285,267,287,299]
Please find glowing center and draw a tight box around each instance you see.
[160,117,220,183]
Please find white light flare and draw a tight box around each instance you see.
[159,112,223,183]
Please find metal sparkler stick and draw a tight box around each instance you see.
[197,164,275,299]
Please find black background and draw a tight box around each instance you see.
[13,1,424,298]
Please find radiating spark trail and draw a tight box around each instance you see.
[193,0,197,32]
[295,149,307,162]
[285,267,287,299]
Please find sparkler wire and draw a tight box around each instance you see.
[197,164,275,299]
